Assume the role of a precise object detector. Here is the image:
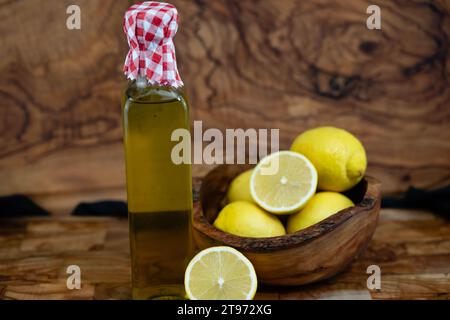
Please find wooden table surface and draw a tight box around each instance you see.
[0,208,449,300]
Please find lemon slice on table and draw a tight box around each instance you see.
[250,151,318,214]
[184,246,257,300]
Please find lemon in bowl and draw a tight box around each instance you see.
[291,127,367,192]
[287,192,354,233]
[226,169,254,203]
[250,151,318,214]
[213,201,285,238]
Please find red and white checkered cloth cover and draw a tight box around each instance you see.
[123,1,183,87]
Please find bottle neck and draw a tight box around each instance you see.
[126,75,184,104]
[136,75,148,89]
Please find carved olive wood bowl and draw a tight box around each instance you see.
[193,164,381,286]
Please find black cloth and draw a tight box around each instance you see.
[0,195,50,217]
[72,201,127,218]
[382,185,450,218]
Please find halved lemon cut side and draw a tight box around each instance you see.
[250,151,318,214]
[184,246,257,300]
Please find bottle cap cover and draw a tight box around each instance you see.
[123,1,183,87]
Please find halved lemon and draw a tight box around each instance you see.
[184,246,257,300]
[250,151,318,214]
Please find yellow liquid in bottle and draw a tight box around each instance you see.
[123,82,193,300]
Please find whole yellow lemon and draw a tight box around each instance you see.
[287,192,354,233]
[291,127,367,192]
[214,201,286,238]
[227,169,254,203]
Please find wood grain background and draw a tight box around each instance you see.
[0,0,449,214]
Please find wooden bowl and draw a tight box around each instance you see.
[193,164,381,286]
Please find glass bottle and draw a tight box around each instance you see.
[123,76,193,300]
[122,2,193,299]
